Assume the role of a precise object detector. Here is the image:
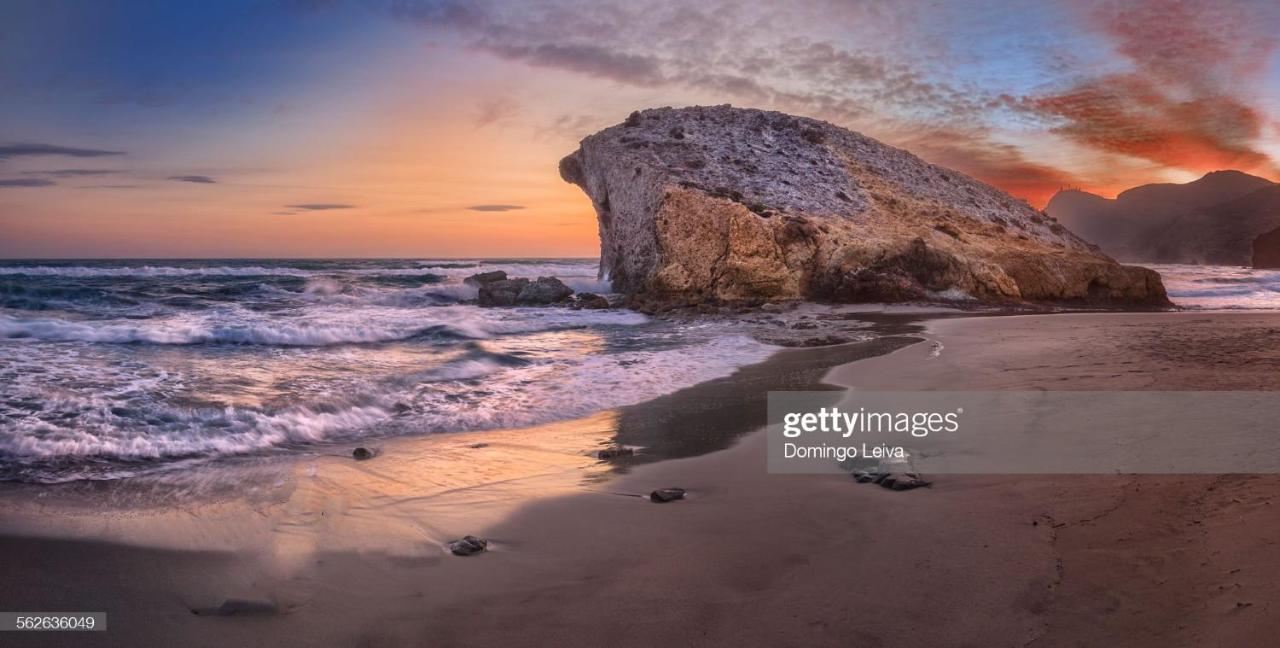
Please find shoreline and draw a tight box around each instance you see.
[5,310,1280,645]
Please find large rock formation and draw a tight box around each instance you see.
[1252,226,1280,268]
[1046,171,1278,264]
[560,105,1168,308]
[465,271,574,306]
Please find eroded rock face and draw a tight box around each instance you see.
[476,276,574,306]
[560,105,1169,307]
[1253,226,1280,268]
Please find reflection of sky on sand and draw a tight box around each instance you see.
[0,411,620,573]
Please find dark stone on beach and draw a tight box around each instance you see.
[449,535,489,556]
[883,474,930,490]
[854,472,930,490]
[352,447,374,460]
[597,446,634,460]
[192,599,279,616]
[649,487,686,503]
[469,442,489,449]
[464,270,508,287]
[573,292,611,309]
[853,471,930,490]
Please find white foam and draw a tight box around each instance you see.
[1151,264,1280,309]
[0,303,648,347]
[0,333,776,472]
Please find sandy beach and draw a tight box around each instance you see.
[5,310,1280,647]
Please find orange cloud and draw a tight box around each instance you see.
[1024,0,1280,178]
[895,128,1084,208]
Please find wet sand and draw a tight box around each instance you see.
[5,311,1280,646]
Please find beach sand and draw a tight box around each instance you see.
[5,311,1280,646]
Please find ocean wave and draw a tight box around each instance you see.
[0,334,774,481]
[1151,264,1280,309]
[0,313,467,346]
[0,306,648,347]
[0,261,601,280]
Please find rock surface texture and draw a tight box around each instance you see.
[560,106,1168,308]
[466,271,574,307]
[1252,226,1280,268]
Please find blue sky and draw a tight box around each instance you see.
[4,0,1280,257]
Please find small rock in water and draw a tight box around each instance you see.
[597,446,634,460]
[191,598,279,616]
[464,270,508,287]
[449,535,489,556]
[649,487,686,503]
[573,292,611,309]
[352,447,374,460]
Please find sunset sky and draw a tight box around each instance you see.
[4,0,1280,258]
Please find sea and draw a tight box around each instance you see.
[1,259,1274,484]
[0,259,775,483]
[1149,264,1280,310]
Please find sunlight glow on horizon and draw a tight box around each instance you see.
[4,0,1280,257]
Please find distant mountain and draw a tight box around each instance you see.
[1045,170,1277,265]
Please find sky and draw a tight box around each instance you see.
[3,0,1280,258]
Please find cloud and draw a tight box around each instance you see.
[383,0,1280,199]
[0,178,56,187]
[474,96,519,128]
[1018,0,1280,176]
[0,143,124,159]
[467,204,526,212]
[896,128,1082,207]
[24,169,120,177]
[285,203,355,210]
[168,175,217,184]
[484,43,666,86]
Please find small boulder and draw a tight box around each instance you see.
[464,270,508,287]
[478,278,530,306]
[449,535,489,556]
[853,471,930,491]
[573,292,611,309]
[597,446,634,460]
[192,599,279,617]
[649,487,686,503]
[853,471,878,483]
[883,474,931,491]
[352,447,374,460]
[516,276,574,305]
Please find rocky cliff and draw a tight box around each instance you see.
[560,105,1168,308]
[1045,171,1277,264]
[1253,226,1280,268]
